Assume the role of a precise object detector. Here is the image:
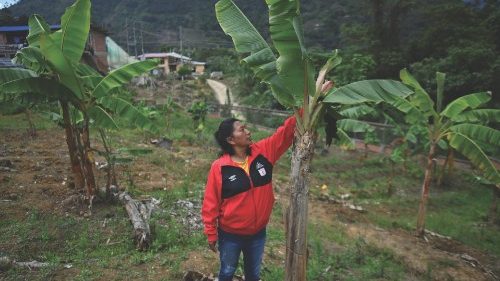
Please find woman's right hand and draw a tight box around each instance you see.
[208,241,217,253]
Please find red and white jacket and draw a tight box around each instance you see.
[201,116,296,242]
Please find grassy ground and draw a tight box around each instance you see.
[0,107,498,280]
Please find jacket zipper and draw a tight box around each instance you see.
[230,162,258,233]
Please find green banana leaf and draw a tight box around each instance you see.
[81,76,103,90]
[0,68,36,84]
[215,0,294,107]
[337,119,375,133]
[448,132,500,184]
[452,109,500,123]
[323,80,412,105]
[87,105,118,130]
[60,0,91,64]
[436,72,445,113]
[0,77,78,104]
[336,128,356,149]
[40,33,83,99]
[13,47,47,73]
[400,69,436,117]
[441,92,492,120]
[450,123,500,147]
[266,0,315,103]
[97,96,159,133]
[27,14,51,45]
[92,60,158,98]
[76,63,102,76]
[339,105,376,119]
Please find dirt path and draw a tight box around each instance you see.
[309,200,499,281]
[206,79,246,120]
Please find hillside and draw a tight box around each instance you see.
[6,0,363,51]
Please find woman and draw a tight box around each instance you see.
[202,114,297,281]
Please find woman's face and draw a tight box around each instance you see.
[228,121,252,147]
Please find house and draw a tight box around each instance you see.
[0,24,110,73]
[83,24,110,74]
[137,52,205,75]
[0,24,60,68]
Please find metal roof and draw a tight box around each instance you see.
[138,52,192,61]
[0,25,61,32]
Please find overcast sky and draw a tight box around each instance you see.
[0,0,19,9]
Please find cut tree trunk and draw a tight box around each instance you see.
[60,101,85,190]
[285,131,315,281]
[118,192,157,250]
[416,143,436,237]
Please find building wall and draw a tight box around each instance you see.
[195,65,205,74]
[90,30,109,73]
[0,33,7,45]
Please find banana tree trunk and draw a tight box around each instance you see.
[60,101,85,190]
[285,131,316,281]
[24,108,36,138]
[81,116,96,197]
[489,185,499,223]
[437,148,454,187]
[416,142,436,237]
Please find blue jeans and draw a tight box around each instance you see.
[218,228,266,281]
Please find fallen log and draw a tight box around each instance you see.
[117,192,159,251]
[318,194,366,212]
[0,256,72,271]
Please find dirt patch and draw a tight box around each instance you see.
[0,129,75,219]
[309,199,499,281]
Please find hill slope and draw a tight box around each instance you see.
[6,0,361,51]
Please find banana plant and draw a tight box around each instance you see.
[328,69,500,236]
[216,1,414,279]
[0,0,159,198]
[390,69,499,236]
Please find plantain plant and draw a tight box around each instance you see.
[215,0,414,279]
[0,0,159,199]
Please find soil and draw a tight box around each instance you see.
[309,200,500,281]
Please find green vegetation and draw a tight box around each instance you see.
[0,1,498,280]
[0,110,498,280]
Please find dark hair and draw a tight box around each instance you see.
[214,118,251,156]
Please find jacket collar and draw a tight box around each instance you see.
[219,144,255,166]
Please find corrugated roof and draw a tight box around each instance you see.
[138,52,191,61]
[0,25,61,32]
[165,52,191,60]
[0,57,23,68]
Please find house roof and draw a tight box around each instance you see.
[191,61,206,65]
[0,24,107,34]
[138,52,191,61]
[0,25,61,32]
[0,57,23,68]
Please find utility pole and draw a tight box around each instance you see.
[179,26,183,55]
[133,21,138,58]
[140,22,145,56]
[125,18,130,54]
